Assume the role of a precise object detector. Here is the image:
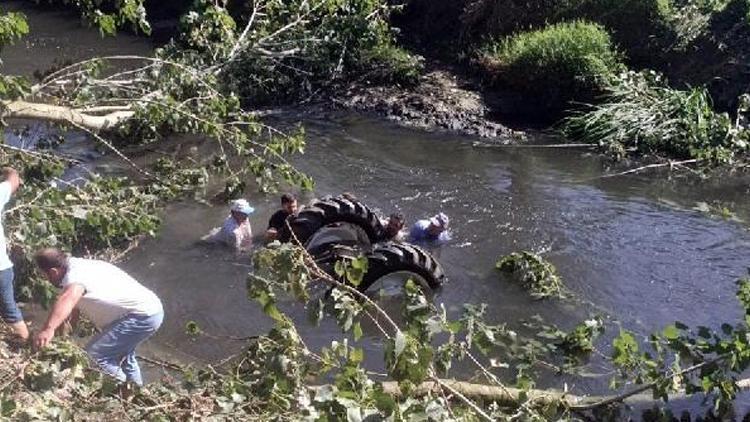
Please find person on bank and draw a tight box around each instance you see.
[0,167,28,341]
[382,213,406,242]
[409,212,451,243]
[203,199,255,252]
[33,248,164,386]
[265,193,298,242]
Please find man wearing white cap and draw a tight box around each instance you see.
[203,199,255,252]
[409,212,451,244]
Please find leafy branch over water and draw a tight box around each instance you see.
[6,243,750,419]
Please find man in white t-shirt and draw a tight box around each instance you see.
[202,199,255,252]
[33,248,164,386]
[0,167,28,340]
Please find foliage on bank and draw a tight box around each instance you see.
[479,21,623,112]
[170,0,423,104]
[460,0,750,165]
[562,71,750,164]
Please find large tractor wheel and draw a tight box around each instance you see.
[358,242,446,292]
[280,196,384,245]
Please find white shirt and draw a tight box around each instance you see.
[205,216,253,251]
[62,257,163,328]
[0,182,13,270]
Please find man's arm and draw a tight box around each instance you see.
[265,228,278,242]
[34,284,85,349]
[2,167,21,195]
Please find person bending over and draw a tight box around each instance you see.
[0,167,28,340]
[265,193,298,242]
[33,248,164,386]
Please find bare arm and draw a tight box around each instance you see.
[34,284,85,349]
[2,167,21,195]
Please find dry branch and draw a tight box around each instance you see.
[2,100,133,131]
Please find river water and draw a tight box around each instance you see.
[4,1,750,413]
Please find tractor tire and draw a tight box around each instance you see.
[280,195,384,245]
[358,242,446,292]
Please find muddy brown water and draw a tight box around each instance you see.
[5,2,750,415]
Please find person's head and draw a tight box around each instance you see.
[427,212,449,236]
[34,248,69,288]
[281,193,297,214]
[230,199,255,224]
[385,213,404,238]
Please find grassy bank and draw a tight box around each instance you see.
[397,0,750,166]
[478,21,623,113]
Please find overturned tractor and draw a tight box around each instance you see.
[280,195,446,292]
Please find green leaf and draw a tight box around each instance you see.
[314,385,335,402]
[395,331,406,357]
[334,260,345,277]
[353,322,363,341]
[0,397,16,417]
[373,390,396,416]
[264,302,284,322]
[350,347,364,364]
[662,324,679,340]
[185,320,202,337]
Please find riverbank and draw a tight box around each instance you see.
[326,62,526,143]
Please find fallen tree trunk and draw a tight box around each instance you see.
[380,379,577,407]
[2,100,133,131]
[377,376,750,411]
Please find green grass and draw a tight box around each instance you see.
[562,70,749,164]
[480,20,624,112]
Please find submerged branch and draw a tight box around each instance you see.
[598,159,702,179]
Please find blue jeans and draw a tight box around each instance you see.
[0,268,23,323]
[86,312,164,386]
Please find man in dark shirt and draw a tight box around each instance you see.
[265,193,298,242]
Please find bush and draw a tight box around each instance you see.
[187,0,425,103]
[496,251,565,299]
[562,70,750,164]
[480,21,624,113]
[461,0,673,46]
[356,44,424,86]
[461,0,586,41]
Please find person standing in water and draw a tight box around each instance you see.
[203,199,255,252]
[265,193,298,242]
[0,167,28,341]
[409,212,451,244]
[382,213,406,242]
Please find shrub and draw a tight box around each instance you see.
[200,0,424,103]
[496,251,565,299]
[460,0,586,41]
[356,44,424,86]
[562,70,750,164]
[480,21,624,113]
